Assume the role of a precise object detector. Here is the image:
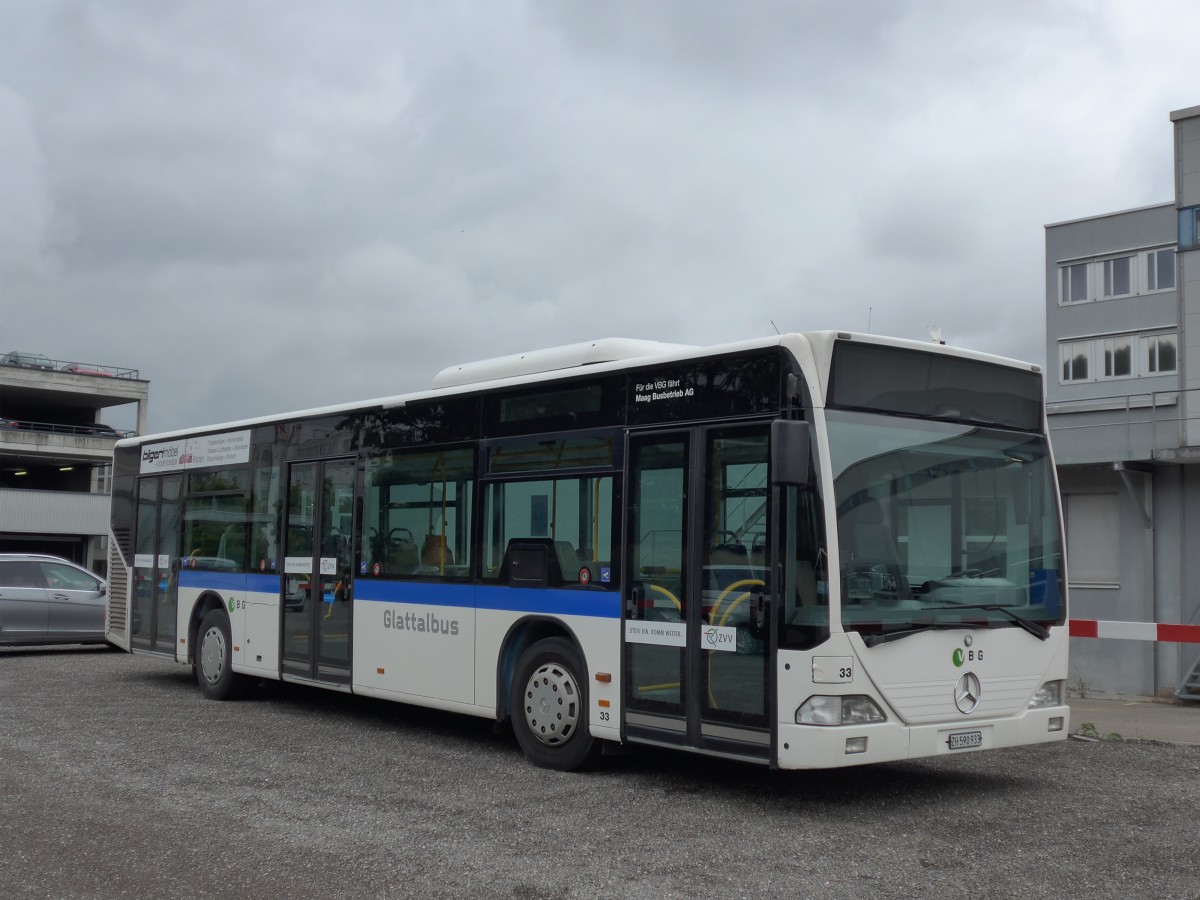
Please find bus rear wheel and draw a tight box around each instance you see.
[510,637,598,771]
[196,609,247,701]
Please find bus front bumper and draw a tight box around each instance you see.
[775,705,1070,770]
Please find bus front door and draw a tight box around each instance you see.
[281,457,356,684]
[624,427,771,761]
[131,474,183,657]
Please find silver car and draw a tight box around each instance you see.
[0,554,108,646]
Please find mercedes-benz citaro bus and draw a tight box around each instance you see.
[106,332,1068,770]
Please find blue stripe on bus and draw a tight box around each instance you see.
[175,571,621,619]
[178,571,279,593]
[355,580,620,619]
[477,585,620,618]
[354,581,476,608]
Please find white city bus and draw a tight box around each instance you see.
[106,332,1068,770]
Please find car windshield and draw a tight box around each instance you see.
[825,410,1064,642]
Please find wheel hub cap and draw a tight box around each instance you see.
[201,626,226,685]
[523,662,580,747]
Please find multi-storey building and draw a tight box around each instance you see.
[0,353,148,575]
[1044,104,1200,698]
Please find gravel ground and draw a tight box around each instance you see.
[1,645,1197,900]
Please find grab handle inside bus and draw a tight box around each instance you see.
[771,419,810,486]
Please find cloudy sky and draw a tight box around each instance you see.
[1,1,1197,434]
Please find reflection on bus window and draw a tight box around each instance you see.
[362,447,475,580]
[827,410,1064,641]
[483,475,614,588]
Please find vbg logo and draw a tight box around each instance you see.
[952,647,983,667]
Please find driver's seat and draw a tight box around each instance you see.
[839,499,910,599]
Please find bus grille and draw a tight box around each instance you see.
[880,674,1041,724]
[106,532,130,645]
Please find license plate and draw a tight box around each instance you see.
[947,730,983,750]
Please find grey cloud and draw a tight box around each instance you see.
[1,1,1198,433]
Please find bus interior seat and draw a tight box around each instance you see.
[387,529,419,573]
[554,541,597,585]
[421,533,454,567]
[500,538,563,587]
[839,498,910,598]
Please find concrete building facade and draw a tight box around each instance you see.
[0,354,148,575]
[1045,105,1200,698]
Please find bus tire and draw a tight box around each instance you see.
[510,637,598,771]
[196,609,246,701]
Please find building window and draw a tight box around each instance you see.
[1143,333,1178,374]
[1060,263,1089,304]
[1145,248,1176,291]
[1060,341,1090,382]
[1102,337,1132,378]
[1102,256,1133,298]
[1179,207,1200,251]
[1059,331,1178,384]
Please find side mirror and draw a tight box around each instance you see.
[771,419,811,486]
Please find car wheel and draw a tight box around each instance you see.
[510,637,600,771]
[196,609,246,700]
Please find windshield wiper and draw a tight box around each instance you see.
[860,622,963,647]
[927,604,1050,641]
[860,606,1050,647]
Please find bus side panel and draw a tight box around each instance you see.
[473,585,622,743]
[239,586,279,675]
[353,582,476,706]
[177,571,280,677]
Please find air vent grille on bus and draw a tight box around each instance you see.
[106,533,129,638]
[112,525,133,560]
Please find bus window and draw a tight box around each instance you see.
[362,447,474,580]
[182,469,250,572]
[483,475,614,588]
[780,485,830,650]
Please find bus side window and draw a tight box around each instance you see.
[483,475,614,588]
[362,447,475,580]
[783,486,830,649]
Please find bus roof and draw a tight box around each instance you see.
[116,331,1040,448]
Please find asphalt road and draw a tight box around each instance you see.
[1,645,1197,900]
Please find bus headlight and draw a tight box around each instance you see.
[796,695,887,726]
[1028,680,1064,709]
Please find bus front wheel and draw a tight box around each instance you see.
[510,637,598,771]
[196,609,247,701]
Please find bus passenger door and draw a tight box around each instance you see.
[624,427,771,760]
[131,474,183,657]
[281,457,356,684]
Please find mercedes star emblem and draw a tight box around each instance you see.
[954,671,981,714]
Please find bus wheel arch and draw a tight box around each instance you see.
[496,617,577,722]
[194,601,247,701]
[186,593,228,664]
[504,627,599,771]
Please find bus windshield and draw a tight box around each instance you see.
[825,410,1064,643]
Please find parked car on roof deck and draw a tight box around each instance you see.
[1,351,55,371]
[86,423,127,438]
[63,363,114,377]
[0,554,108,646]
